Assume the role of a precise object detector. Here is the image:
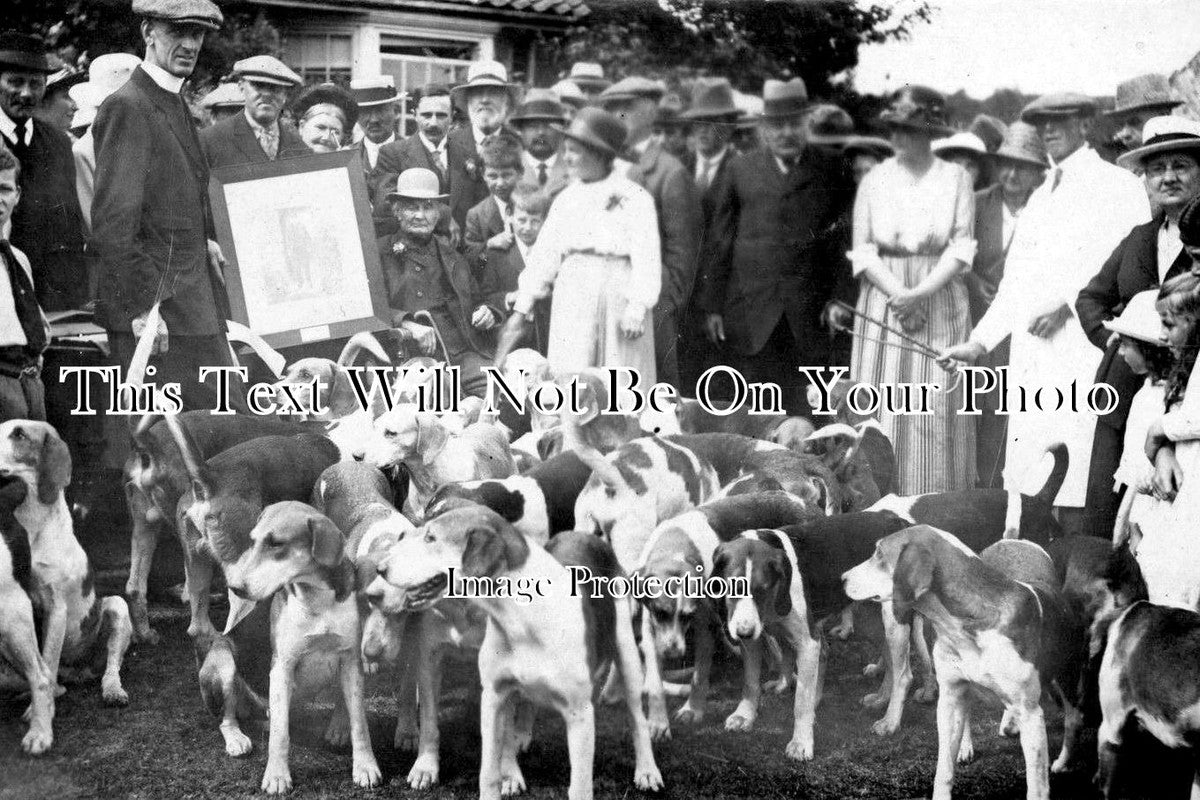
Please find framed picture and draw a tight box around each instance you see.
[209,149,392,349]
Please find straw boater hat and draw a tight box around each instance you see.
[70,52,142,129]
[450,60,519,107]
[760,78,810,120]
[131,0,224,30]
[387,168,449,202]
[554,106,627,156]
[681,78,740,122]
[567,62,611,93]
[877,85,953,136]
[599,76,665,106]
[932,132,988,160]
[0,32,54,73]
[1019,91,1097,123]
[231,55,302,88]
[292,82,359,130]
[805,103,854,145]
[1117,116,1200,171]
[1105,74,1182,119]
[350,76,402,108]
[990,121,1048,168]
[508,91,568,126]
[1103,289,1165,345]
[550,79,587,110]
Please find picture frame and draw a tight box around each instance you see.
[208,149,392,349]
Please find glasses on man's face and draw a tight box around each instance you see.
[1146,158,1199,181]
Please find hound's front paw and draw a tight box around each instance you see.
[1050,751,1079,774]
[647,715,672,742]
[21,727,52,756]
[784,736,814,761]
[362,659,380,676]
[407,754,439,789]
[353,758,383,788]
[261,763,293,794]
[998,708,1020,738]
[672,703,704,725]
[635,764,664,792]
[101,678,130,706]
[220,724,253,757]
[871,716,900,736]
[500,765,526,796]
[724,704,756,731]
[957,734,975,764]
[860,691,888,709]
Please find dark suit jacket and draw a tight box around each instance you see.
[447,126,491,233]
[91,67,224,335]
[464,195,506,270]
[1076,214,1190,430]
[376,134,448,195]
[966,184,1007,325]
[697,146,854,358]
[6,118,86,311]
[524,153,571,199]
[682,148,734,242]
[198,112,309,169]
[627,142,700,314]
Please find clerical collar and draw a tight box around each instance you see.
[140,60,185,94]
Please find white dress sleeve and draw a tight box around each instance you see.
[621,183,662,313]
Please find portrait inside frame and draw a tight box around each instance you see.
[208,149,392,349]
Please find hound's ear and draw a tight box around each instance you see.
[326,367,359,418]
[892,542,932,625]
[417,413,450,464]
[711,545,731,580]
[462,526,506,577]
[309,515,345,568]
[37,426,72,504]
[771,552,793,618]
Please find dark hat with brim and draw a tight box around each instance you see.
[554,106,627,156]
[0,32,54,73]
[45,67,88,93]
[509,93,568,126]
[292,83,359,131]
[806,103,854,145]
[878,85,953,136]
[842,135,894,160]
[1020,92,1097,123]
[682,78,740,121]
[131,0,224,30]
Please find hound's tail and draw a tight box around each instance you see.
[1033,443,1069,506]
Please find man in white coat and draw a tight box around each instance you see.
[940,92,1150,535]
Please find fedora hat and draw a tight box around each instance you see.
[509,91,568,126]
[760,78,810,120]
[681,78,739,121]
[293,82,359,130]
[1019,91,1096,124]
[131,0,223,30]
[232,55,302,88]
[1106,74,1181,118]
[387,168,449,202]
[991,121,1048,169]
[0,32,53,74]
[1103,289,1165,345]
[350,76,402,108]
[1116,115,1200,171]
[551,79,587,110]
[806,103,854,145]
[555,106,627,156]
[932,132,987,159]
[878,85,952,136]
[567,62,611,92]
[451,60,519,105]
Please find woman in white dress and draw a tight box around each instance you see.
[494,108,662,382]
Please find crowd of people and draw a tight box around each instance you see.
[2,0,1200,604]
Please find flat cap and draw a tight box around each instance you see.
[1019,92,1096,123]
[200,82,243,110]
[132,0,223,29]
[233,55,302,87]
[599,76,665,105]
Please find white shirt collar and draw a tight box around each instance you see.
[418,132,445,154]
[1159,217,1183,282]
[0,107,30,147]
[695,147,728,176]
[524,151,558,170]
[362,134,394,168]
[1047,143,1094,172]
[140,61,185,94]
[493,194,513,221]
[516,237,533,260]
[631,136,652,157]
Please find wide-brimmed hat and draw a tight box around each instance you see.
[555,106,627,156]
[0,32,54,73]
[70,53,143,128]
[969,114,1008,153]
[387,168,448,201]
[567,62,611,92]
[1106,74,1182,118]
[842,135,894,160]
[131,0,223,30]
[550,79,587,110]
[1117,116,1200,171]
[599,76,665,106]
[232,55,302,88]
[681,78,739,122]
[293,83,359,130]
[350,76,402,108]
[932,132,987,160]
[760,78,810,120]
[1103,289,1165,344]
[806,103,854,145]
[450,60,519,106]
[1020,92,1097,124]
[878,85,952,136]
[991,121,1048,169]
[509,92,568,126]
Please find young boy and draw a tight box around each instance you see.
[464,133,524,272]
[495,182,552,354]
[0,147,49,422]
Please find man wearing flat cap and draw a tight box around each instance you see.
[91,0,243,411]
[199,55,308,168]
[697,77,854,415]
[447,60,519,236]
[943,91,1149,533]
[1076,116,1200,536]
[601,75,699,391]
[0,31,86,311]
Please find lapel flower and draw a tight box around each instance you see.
[392,240,407,256]
[605,193,626,212]
[465,157,480,181]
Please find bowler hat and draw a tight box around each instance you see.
[760,78,810,120]
[509,92,568,126]
[555,106,627,156]
[387,168,448,201]
[293,83,359,131]
[131,0,223,30]
[233,55,302,88]
[567,62,611,92]
[878,85,952,136]
[1106,74,1181,118]
[450,60,519,106]
[1117,116,1200,171]
[350,76,402,108]
[1019,92,1096,124]
[991,121,1048,169]
[0,32,53,74]
[1103,290,1165,345]
[806,103,854,145]
[600,76,665,105]
[681,78,739,121]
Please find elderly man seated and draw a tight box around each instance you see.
[378,168,506,398]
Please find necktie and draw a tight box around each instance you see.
[10,119,29,157]
[1049,167,1063,192]
[699,160,713,192]
[256,127,279,160]
[538,163,548,187]
[1,241,46,356]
